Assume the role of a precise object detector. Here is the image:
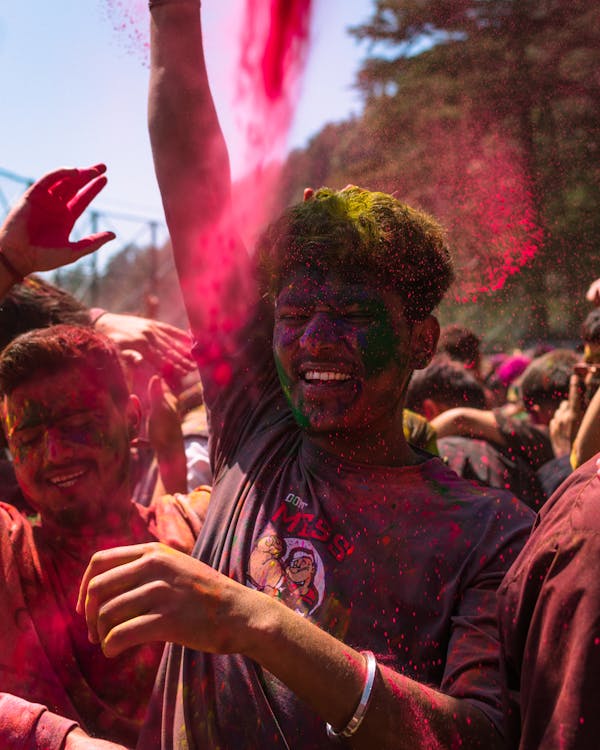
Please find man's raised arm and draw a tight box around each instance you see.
[148,0,253,337]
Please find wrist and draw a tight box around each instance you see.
[149,0,200,8]
[89,307,108,326]
[0,243,26,283]
[235,585,285,660]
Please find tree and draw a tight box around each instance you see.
[348,0,600,341]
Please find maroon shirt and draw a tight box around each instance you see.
[498,455,600,749]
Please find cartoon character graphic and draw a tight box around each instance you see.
[248,533,324,616]
[248,534,286,596]
[281,546,319,614]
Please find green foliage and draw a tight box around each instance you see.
[280,0,600,349]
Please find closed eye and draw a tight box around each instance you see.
[12,428,42,448]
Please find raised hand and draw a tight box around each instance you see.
[0,164,115,277]
[147,375,188,494]
[94,313,194,386]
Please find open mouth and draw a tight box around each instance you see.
[48,468,88,488]
[303,370,352,383]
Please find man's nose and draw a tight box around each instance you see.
[44,427,75,464]
[299,313,340,354]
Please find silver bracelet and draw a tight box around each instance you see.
[326,651,377,741]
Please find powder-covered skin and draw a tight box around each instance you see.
[273,269,415,440]
[4,365,132,527]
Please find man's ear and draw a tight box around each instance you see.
[125,394,142,441]
[410,315,440,370]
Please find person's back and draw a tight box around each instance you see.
[407,356,546,507]
[498,454,600,749]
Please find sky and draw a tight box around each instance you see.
[0,0,373,229]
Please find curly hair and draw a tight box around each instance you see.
[255,186,454,323]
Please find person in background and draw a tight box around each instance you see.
[0,167,208,749]
[407,356,545,508]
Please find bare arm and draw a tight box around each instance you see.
[148,2,254,338]
[79,544,502,750]
[431,407,506,446]
[571,383,600,468]
[147,375,188,496]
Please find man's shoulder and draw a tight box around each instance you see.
[500,456,600,601]
[0,501,32,534]
[536,454,600,536]
[419,453,528,506]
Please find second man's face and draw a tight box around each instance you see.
[3,364,135,527]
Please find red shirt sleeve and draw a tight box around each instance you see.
[0,693,78,749]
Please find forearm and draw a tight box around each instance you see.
[571,385,600,468]
[0,693,79,750]
[148,2,254,336]
[431,408,506,446]
[149,2,230,256]
[154,446,188,495]
[245,596,502,749]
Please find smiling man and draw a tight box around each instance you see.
[0,324,206,749]
[75,2,534,749]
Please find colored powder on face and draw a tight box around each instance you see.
[273,353,310,429]
[358,303,401,379]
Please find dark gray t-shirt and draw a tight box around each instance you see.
[139,305,534,750]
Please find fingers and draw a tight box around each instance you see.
[142,327,194,383]
[85,558,151,644]
[101,612,166,658]
[96,580,170,654]
[148,374,174,408]
[69,231,116,256]
[568,373,583,414]
[153,321,193,352]
[76,543,153,616]
[67,174,109,218]
[33,164,107,197]
[120,348,144,368]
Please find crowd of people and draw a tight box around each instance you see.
[0,2,598,749]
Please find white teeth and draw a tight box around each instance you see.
[49,470,86,487]
[304,370,351,382]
